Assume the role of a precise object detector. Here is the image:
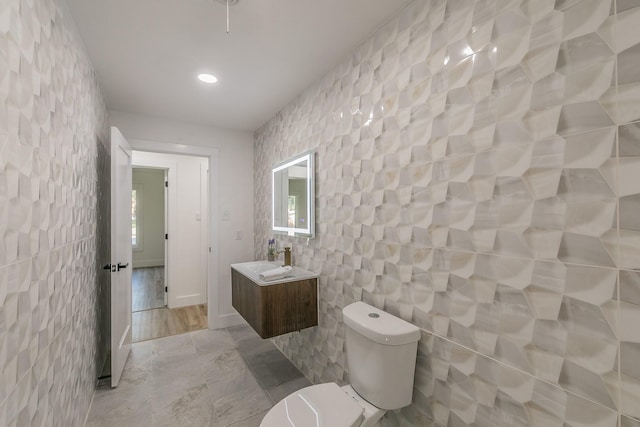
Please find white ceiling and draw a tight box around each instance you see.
[65,0,412,132]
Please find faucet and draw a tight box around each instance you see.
[283,247,292,266]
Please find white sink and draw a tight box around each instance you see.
[242,261,284,275]
[231,261,318,286]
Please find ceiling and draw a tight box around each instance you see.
[65,0,412,132]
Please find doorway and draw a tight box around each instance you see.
[131,152,210,342]
[131,167,166,313]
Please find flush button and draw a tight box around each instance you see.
[368,313,380,318]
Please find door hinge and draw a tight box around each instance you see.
[165,286,168,292]
[165,233,168,239]
[165,181,168,188]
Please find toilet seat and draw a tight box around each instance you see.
[260,382,364,427]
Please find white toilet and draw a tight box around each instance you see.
[260,301,421,427]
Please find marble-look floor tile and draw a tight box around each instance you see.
[227,324,260,343]
[86,411,153,427]
[244,347,306,390]
[150,352,205,392]
[225,409,270,427]
[85,384,153,427]
[151,332,196,357]
[151,382,215,427]
[266,376,312,404]
[84,327,309,427]
[213,386,273,426]
[207,363,261,401]
[235,334,275,359]
[233,332,307,390]
[199,347,248,383]
[192,328,237,355]
[116,341,153,390]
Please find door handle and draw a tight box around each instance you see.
[117,262,129,271]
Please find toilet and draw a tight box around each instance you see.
[260,301,421,427]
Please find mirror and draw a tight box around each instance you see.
[272,151,315,238]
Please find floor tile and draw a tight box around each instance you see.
[192,328,236,355]
[198,347,247,382]
[227,325,259,342]
[85,326,311,427]
[226,409,270,427]
[213,386,273,426]
[151,382,215,427]
[86,383,153,426]
[86,411,153,427]
[207,364,260,401]
[246,349,305,390]
[266,376,312,404]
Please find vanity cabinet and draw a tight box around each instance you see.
[231,266,318,339]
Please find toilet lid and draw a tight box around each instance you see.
[261,383,364,427]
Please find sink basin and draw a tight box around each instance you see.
[231,261,318,286]
[242,261,284,275]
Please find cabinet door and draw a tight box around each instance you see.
[231,269,264,336]
[231,269,318,339]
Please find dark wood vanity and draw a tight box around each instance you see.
[231,262,318,338]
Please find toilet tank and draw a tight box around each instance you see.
[342,302,421,410]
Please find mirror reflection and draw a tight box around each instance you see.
[272,151,314,237]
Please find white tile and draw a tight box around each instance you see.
[562,0,612,41]
[612,6,640,53]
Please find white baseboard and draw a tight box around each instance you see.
[171,293,203,308]
[132,259,165,268]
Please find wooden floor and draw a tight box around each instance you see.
[132,267,165,312]
[132,304,208,342]
[131,266,207,343]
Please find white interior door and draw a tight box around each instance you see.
[110,126,132,387]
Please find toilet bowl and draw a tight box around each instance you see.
[260,301,421,427]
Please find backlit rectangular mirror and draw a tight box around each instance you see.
[272,151,315,238]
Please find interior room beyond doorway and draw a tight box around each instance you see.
[131,153,210,342]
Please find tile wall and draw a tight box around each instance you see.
[254,0,640,425]
[0,0,108,425]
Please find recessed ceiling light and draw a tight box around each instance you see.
[198,73,218,84]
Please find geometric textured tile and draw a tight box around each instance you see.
[255,1,640,426]
[0,0,108,425]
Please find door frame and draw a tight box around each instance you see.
[127,138,226,329]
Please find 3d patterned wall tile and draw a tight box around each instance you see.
[0,0,108,425]
[255,0,640,425]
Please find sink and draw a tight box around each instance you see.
[231,261,318,286]
[242,261,284,275]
